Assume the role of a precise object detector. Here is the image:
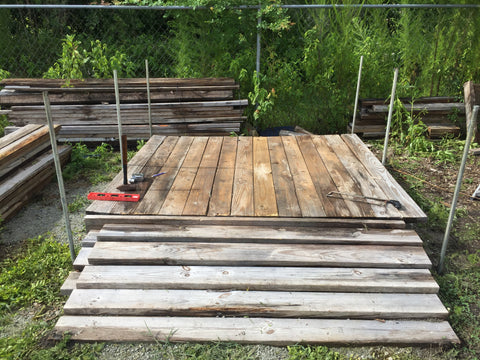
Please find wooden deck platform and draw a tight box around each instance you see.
[86,134,426,222]
[55,135,458,345]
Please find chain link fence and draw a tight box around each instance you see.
[1,4,479,133]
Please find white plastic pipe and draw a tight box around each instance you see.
[351,55,363,134]
[382,68,399,165]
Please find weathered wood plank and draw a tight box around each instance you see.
[296,136,350,217]
[87,242,432,268]
[97,224,423,246]
[135,136,194,214]
[86,135,167,215]
[159,137,208,215]
[231,136,254,216]
[60,271,80,296]
[0,145,71,203]
[267,137,301,217]
[253,137,278,217]
[324,135,401,219]
[77,265,439,293]
[81,230,99,248]
[64,289,448,319]
[312,136,373,217]
[73,248,91,271]
[183,137,223,215]
[54,316,459,344]
[208,137,237,216]
[341,134,427,221]
[84,215,407,232]
[282,136,325,217]
[0,124,42,149]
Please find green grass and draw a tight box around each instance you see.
[62,142,120,184]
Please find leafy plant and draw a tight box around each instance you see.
[287,345,342,360]
[62,142,120,184]
[0,236,71,312]
[44,34,134,81]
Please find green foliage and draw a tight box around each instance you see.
[0,320,103,360]
[0,236,71,312]
[67,194,90,213]
[44,34,134,81]
[287,345,342,360]
[62,143,120,184]
[0,115,12,137]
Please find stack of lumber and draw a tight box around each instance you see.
[0,78,248,141]
[350,97,463,138]
[0,124,71,220]
[55,220,459,345]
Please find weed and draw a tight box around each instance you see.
[0,235,71,312]
[67,195,89,213]
[62,143,120,184]
[287,345,342,360]
[0,115,11,137]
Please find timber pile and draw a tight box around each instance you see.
[0,78,248,141]
[0,124,71,220]
[55,221,459,345]
[350,97,463,138]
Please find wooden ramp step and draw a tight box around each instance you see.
[76,265,439,293]
[86,241,432,268]
[53,316,459,345]
[96,224,423,246]
[63,289,448,319]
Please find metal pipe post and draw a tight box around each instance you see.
[145,59,153,138]
[382,67,399,165]
[256,8,261,78]
[42,92,75,262]
[113,70,125,180]
[351,55,364,134]
[438,105,479,274]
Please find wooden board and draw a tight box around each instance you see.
[96,223,423,246]
[84,215,407,232]
[53,316,459,344]
[76,265,439,293]
[87,241,432,268]
[341,134,427,221]
[64,289,448,319]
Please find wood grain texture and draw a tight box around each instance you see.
[87,241,432,268]
[64,289,448,319]
[341,134,427,221]
[54,316,459,344]
[77,265,439,293]
[97,223,423,246]
[282,136,325,217]
[231,136,254,216]
[84,215,407,232]
[253,137,278,216]
[208,137,237,216]
[267,137,301,217]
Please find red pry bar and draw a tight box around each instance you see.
[87,192,140,202]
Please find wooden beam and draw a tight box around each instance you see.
[76,265,439,293]
[53,316,459,345]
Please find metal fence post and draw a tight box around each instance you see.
[382,67,399,165]
[42,91,76,262]
[256,7,261,79]
[438,105,478,274]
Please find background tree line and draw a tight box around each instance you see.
[0,0,479,133]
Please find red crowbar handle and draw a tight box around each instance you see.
[87,192,140,202]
